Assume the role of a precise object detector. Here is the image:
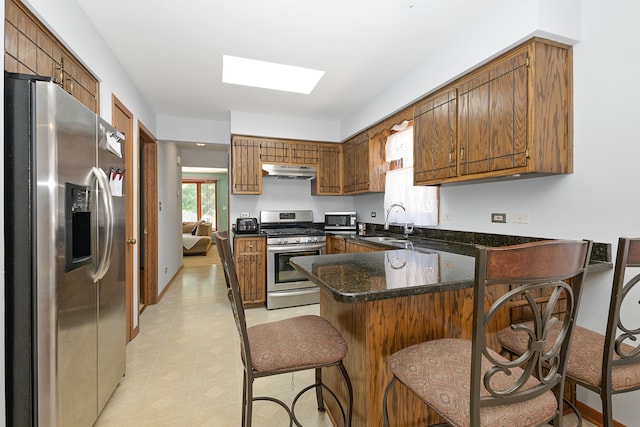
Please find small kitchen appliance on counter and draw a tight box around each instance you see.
[324,211,357,232]
[235,217,259,234]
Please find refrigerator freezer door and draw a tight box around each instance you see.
[35,81,99,427]
[96,118,126,413]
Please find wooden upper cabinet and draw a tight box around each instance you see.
[4,0,100,113]
[342,131,386,194]
[313,144,342,195]
[259,138,289,164]
[342,132,368,194]
[290,142,319,165]
[414,89,458,184]
[258,138,319,165]
[413,38,572,185]
[457,49,529,176]
[231,136,262,194]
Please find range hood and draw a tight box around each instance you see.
[262,163,317,180]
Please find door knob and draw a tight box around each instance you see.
[126,238,137,245]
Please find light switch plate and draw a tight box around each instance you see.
[491,213,506,223]
[511,213,529,224]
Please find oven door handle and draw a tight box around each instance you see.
[267,243,326,253]
[271,288,320,297]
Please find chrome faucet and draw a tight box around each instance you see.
[384,203,414,237]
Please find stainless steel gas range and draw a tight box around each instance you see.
[260,210,326,309]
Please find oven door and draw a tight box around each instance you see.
[267,243,326,293]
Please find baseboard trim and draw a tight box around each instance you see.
[576,401,626,427]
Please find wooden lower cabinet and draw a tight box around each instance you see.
[345,239,384,253]
[326,235,346,254]
[233,236,266,307]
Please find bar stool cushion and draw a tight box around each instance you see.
[248,315,348,373]
[390,338,558,427]
[498,320,640,392]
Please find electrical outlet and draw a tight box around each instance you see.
[371,212,376,218]
[511,213,529,224]
[240,212,250,218]
[491,213,506,223]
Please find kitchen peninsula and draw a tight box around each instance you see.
[290,243,610,427]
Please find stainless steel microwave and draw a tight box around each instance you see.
[324,211,357,231]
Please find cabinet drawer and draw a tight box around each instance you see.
[333,238,346,252]
[235,239,263,252]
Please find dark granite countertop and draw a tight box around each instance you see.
[291,248,476,303]
[294,233,612,304]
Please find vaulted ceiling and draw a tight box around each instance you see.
[78,0,505,124]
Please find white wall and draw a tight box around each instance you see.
[231,178,355,223]
[157,115,230,144]
[230,111,341,142]
[156,143,183,295]
[179,145,228,169]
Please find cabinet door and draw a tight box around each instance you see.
[342,139,358,193]
[315,145,342,195]
[290,142,319,165]
[231,137,261,194]
[345,240,382,253]
[414,89,457,184]
[259,139,289,163]
[457,49,529,176]
[234,238,266,306]
[354,139,370,191]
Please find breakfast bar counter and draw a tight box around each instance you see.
[290,246,610,427]
[290,248,483,427]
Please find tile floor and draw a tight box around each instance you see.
[95,254,595,427]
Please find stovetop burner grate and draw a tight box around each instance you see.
[261,226,325,238]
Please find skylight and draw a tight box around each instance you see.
[222,55,324,95]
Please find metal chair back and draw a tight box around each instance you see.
[471,240,592,424]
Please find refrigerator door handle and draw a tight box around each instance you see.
[92,166,114,282]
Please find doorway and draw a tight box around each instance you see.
[139,123,159,308]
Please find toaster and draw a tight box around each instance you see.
[235,217,259,234]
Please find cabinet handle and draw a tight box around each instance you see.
[448,152,452,164]
[460,147,465,161]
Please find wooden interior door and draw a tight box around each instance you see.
[140,124,159,305]
[111,96,137,341]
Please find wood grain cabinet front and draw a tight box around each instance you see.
[313,144,342,195]
[342,131,386,194]
[413,37,572,185]
[231,136,261,194]
[233,236,266,307]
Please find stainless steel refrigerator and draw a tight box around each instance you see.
[4,73,126,427]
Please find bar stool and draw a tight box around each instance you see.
[213,231,353,427]
[499,237,640,427]
[382,239,592,427]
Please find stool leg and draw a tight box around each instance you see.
[382,376,397,427]
[315,367,325,411]
[244,370,253,427]
[602,390,614,427]
[337,362,353,427]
